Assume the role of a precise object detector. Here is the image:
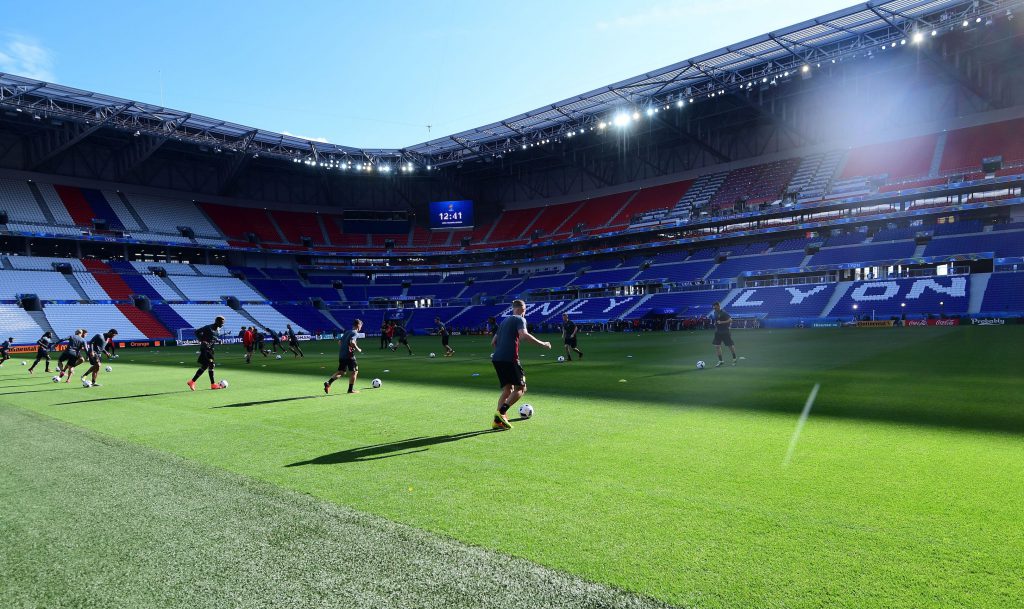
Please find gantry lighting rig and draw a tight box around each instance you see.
[0,0,1020,206]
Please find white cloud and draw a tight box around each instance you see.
[0,35,55,81]
[281,131,330,143]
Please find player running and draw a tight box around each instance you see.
[0,336,12,367]
[390,323,413,355]
[435,317,454,357]
[27,331,56,374]
[710,302,739,367]
[286,324,304,358]
[561,313,584,361]
[325,319,363,394]
[187,316,225,391]
[490,300,551,430]
[270,329,284,354]
[56,329,88,382]
[255,327,269,357]
[81,329,117,386]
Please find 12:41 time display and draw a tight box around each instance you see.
[438,211,463,221]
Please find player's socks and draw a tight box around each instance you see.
[347,382,356,394]
[324,381,331,394]
[187,379,196,391]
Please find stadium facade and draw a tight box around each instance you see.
[0,0,1022,345]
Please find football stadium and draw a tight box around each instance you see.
[2,2,1023,608]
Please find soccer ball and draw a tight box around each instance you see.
[519,404,534,419]
[21,361,26,366]
[105,366,112,373]
[696,360,706,369]
[82,379,91,388]
[371,378,382,389]
[557,355,566,362]
[276,354,282,360]
[51,376,60,383]
[388,342,395,349]
[429,352,436,358]
[219,379,229,389]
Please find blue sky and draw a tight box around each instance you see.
[2,0,854,148]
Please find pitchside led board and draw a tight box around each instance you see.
[429,200,474,229]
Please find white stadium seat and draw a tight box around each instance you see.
[0,304,46,343]
[34,183,75,225]
[122,193,222,237]
[169,304,252,336]
[168,276,265,302]
[0,270,80,300]
[43,304,146,341]
[130,261,197,275]
[242,304,306,333]
[0,178,48,223]
[6,256,86,271]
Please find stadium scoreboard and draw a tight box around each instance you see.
[429,200,474,229]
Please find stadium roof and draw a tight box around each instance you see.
[0,0,1014,169]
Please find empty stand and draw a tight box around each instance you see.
[271,210,328,245]
[83,260,134,300]
[809,242,917,266]
[243,304,306,333]
[271,304,339,334]
[122,193,222,237]
[200,203,280,242]
[940,118,1024,173]
[840,134,938,181]
[614,181,692,225]
[115,304,173,339]
[0,270,80,300]
[168,275,265,302]
[0,304,46,343]
[980,273,1024,313]
[168,304,252,334]
[44,304,146,341]
[833,276,969,316]
[486,208,541,243]
[709,158,801,209]
[0,178,48,223]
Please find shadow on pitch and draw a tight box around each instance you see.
[286,429,499,466]
[53,391,181,406]
[213,395,324,409]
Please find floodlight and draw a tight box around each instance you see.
[913,32,924,43]
[801,65,810,73]
[963,20,969,26]
[676,100,684,107]
[613,113,630,127]
[631,111,640,120]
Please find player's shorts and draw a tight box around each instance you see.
[289,338,299,347]
[0,349,8,358]
[35,347,49,359]
[712,331,734,347]
[441,335,450,346]
[198,345,215,366]
[245,344,254,353]
[58,351,77,365]
[563,336,577,348]
[493,360,526,388]
[88,351,101,366]
[337,357,357,373]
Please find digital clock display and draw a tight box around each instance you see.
[429,200,474,229]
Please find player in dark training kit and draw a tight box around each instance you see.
[490,300,551,430]
[27,331,56,374]
[270,330,283,353]
[187,316,226,391]
[710,302,738,367]
[81,329,118,386]
[435,317,454,357]
[561,313,584,361]
[390,323,413,355]
[57,329,88,382]
[286,324,304,358]
[0,336,12,367]
[325,319,363,394]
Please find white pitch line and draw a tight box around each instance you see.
[782,383,820,467]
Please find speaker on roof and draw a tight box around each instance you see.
[573,223,585,234]
[982,156,1002,173]
[52,262,73,274]
[914,232,933,245]
[715,253,728,264]
[301,236,313,248]
[150,267,167,278]
[230,271,246,280]
[93,218,109,231]
[332,280,344,289]
[177,226,195,238]
[246,232,259,244]
[0,210,8,224]
[133,295,152,312]
[225,296,241,309]
[310,297,325,309]
[805,242,822,255]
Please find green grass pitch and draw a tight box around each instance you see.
[2,327,1022,608]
